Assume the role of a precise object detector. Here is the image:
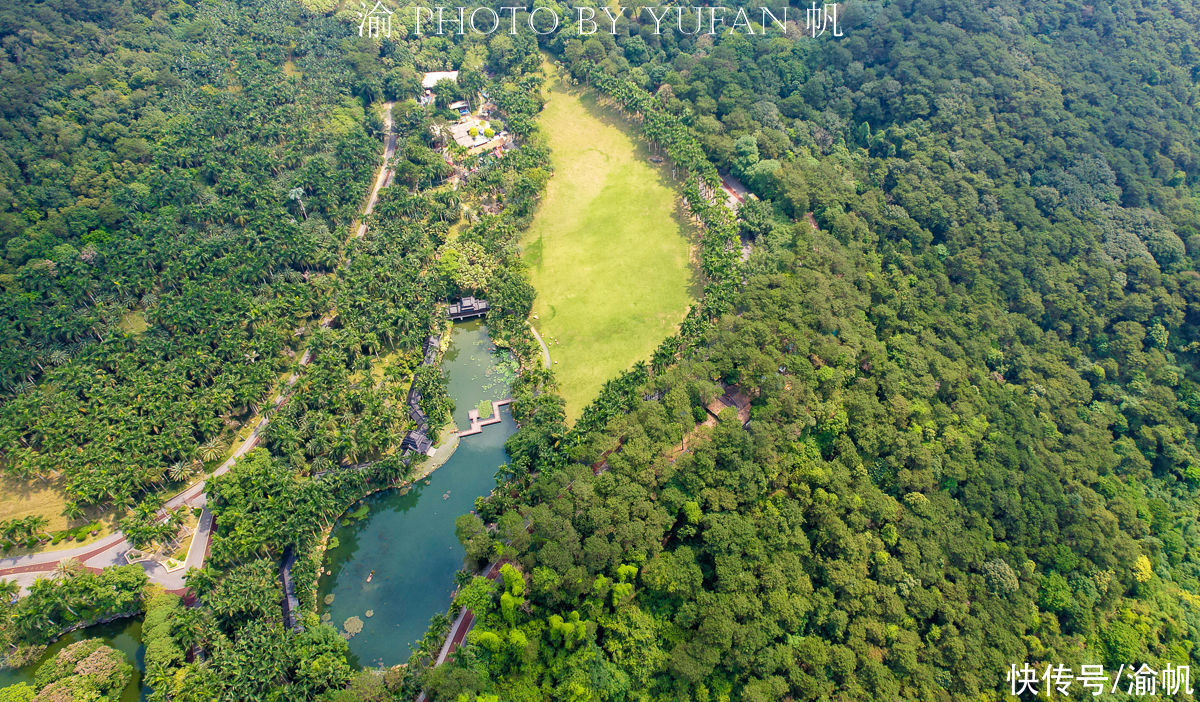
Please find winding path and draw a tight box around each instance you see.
[0,102,398,595]
[528,321,551,367]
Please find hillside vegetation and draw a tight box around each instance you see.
[3,0,1200,700]
[0,0,382,512]
[427,2,1200,700]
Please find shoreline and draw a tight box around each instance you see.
[0,610,140,671]
[306,425,461,603]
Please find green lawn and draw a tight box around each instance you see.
[524,62,696,421]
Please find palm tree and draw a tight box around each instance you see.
[62,502,85,522]
[199,437,224,463]
[26,515,49,542]
[48,348,70,367]
[169,462,190,482]
[0,578,19,604]
[52,558,84,581]
[288,186,308,220]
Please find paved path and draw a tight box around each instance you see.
[529,322,551,367]
[455,399,512,438]
[416,560,503,702]
[0,101,399,595]
[355,102,396,239]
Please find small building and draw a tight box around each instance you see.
[410,404,429,429]
[420,71,460,106]
[448,100,470,116]
[401,430,432,455]
[467,134,510,157]
[423,334,441,366]
[719,171,750,211]
[448,120,493,148]
[705,386,752,427]
[448,296,489,321]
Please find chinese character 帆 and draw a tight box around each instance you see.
[1161,664,1193,695]
[805,2,843,38]
[357,0,394,39]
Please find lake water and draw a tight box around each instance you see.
[317,320,514,667]
[0,617,145,701]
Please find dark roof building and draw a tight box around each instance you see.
[448,296,489,321]
[401,430,433,454]
[410,404,429,429]
[423,334,440,365]
[279,547,304,633]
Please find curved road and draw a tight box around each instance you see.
[529,321,551,367]
[0,102,397,595]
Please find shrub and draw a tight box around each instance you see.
[33,639,132,699]
[0,683,34,702]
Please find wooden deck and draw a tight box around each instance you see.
[456,399,512,437]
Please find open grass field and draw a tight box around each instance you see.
[523,61,696,421]
[0,476,75,532]
[0,475,116,554]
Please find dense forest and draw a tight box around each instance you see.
[3,0,1200,700]
[0,0,387,511]
[421,1,1200,700]
[1,0,553,695]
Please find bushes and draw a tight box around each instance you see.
[142,589,184,701]
[0,517,49,552]
[0,683,34,701]
[31,638,132,701]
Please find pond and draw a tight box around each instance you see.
[0,617,145,701]
[317,320,515,668]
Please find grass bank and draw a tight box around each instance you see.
[523,61,696,421]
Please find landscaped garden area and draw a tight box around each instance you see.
[523,62,696,420]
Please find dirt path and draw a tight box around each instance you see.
[356,102,396,238]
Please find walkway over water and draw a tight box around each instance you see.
[317,321,514,667]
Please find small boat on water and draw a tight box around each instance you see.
[366,570,374,583]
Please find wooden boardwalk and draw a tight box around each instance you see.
[455,399,512,437]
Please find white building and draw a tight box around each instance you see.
[421,71,459,89]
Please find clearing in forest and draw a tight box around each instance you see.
[523,62,695,421]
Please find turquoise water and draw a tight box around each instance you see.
[317,321,514,667]
[0,618,145,701]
